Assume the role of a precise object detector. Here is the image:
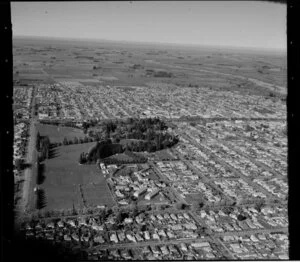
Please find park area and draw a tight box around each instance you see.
[34,142,115,212]
[36,123,86,143]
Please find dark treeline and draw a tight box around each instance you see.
[79,139,123,164]
[79,118,179,164]
[90,117,178,150]
[39,120,83,129]
[36,132,50,161]
[36,157,45,185]
[61,136,95,146]
[35,187,46,210]
[145,69,173,78]
[14,158,31,171]
[84,117,167,134]
[47,136,96,148]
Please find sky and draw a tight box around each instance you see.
[11,1,286,51]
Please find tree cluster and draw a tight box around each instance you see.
[14,158,29,171]
[188,83,199,88]
[108,118,175,147]
[131,64,144,70]
[79,139,124,164]
[79,118,179,164]
[145,69,173,78]
[103,151,147,165]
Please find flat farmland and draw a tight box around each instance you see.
[36,142,115,211]
[13,37,286,97]
[37,123,86,143]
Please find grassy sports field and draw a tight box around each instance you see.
[36,123,86,143]
[35,142,115,211]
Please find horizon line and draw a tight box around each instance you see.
[13,34,287,53]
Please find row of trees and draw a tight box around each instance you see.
[25,203,149,222]
[103,156,147,165]
[62,136,95,146]
[36,155,45,185]
[100,117,168,137]
[124,133,179,152]
[39,120,82,129]
[14,158,31,172]
[35,187,46,210]
[42,136,94,148]
[36,132,50,161]
[83,117,168,139]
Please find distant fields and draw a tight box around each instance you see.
[36,142,115,211]
[37,123,86,143]
[13,36,286,96]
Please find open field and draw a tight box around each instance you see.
[36,123,86,143]
[35,142,115,211]
[104,152,136,163]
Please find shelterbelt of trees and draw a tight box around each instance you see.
[36,132,50,161]
[79,118,179,164]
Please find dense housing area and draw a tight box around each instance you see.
[13,37,287,260]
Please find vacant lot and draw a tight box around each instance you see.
[36,142,115,211]
[37,123,86,143]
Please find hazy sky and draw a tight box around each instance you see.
[11,1,286,50]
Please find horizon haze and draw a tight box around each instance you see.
[11,1,286,51]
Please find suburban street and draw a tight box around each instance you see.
[17,87,38,219]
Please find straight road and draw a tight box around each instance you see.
[148,161,188,205]
[88,226,287,253]
[90,236,211,252]
[193,125,286,176]
[16,86,38,222]
[215,227,288,237]
[179,132,277,201]
[20,120,37,213]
